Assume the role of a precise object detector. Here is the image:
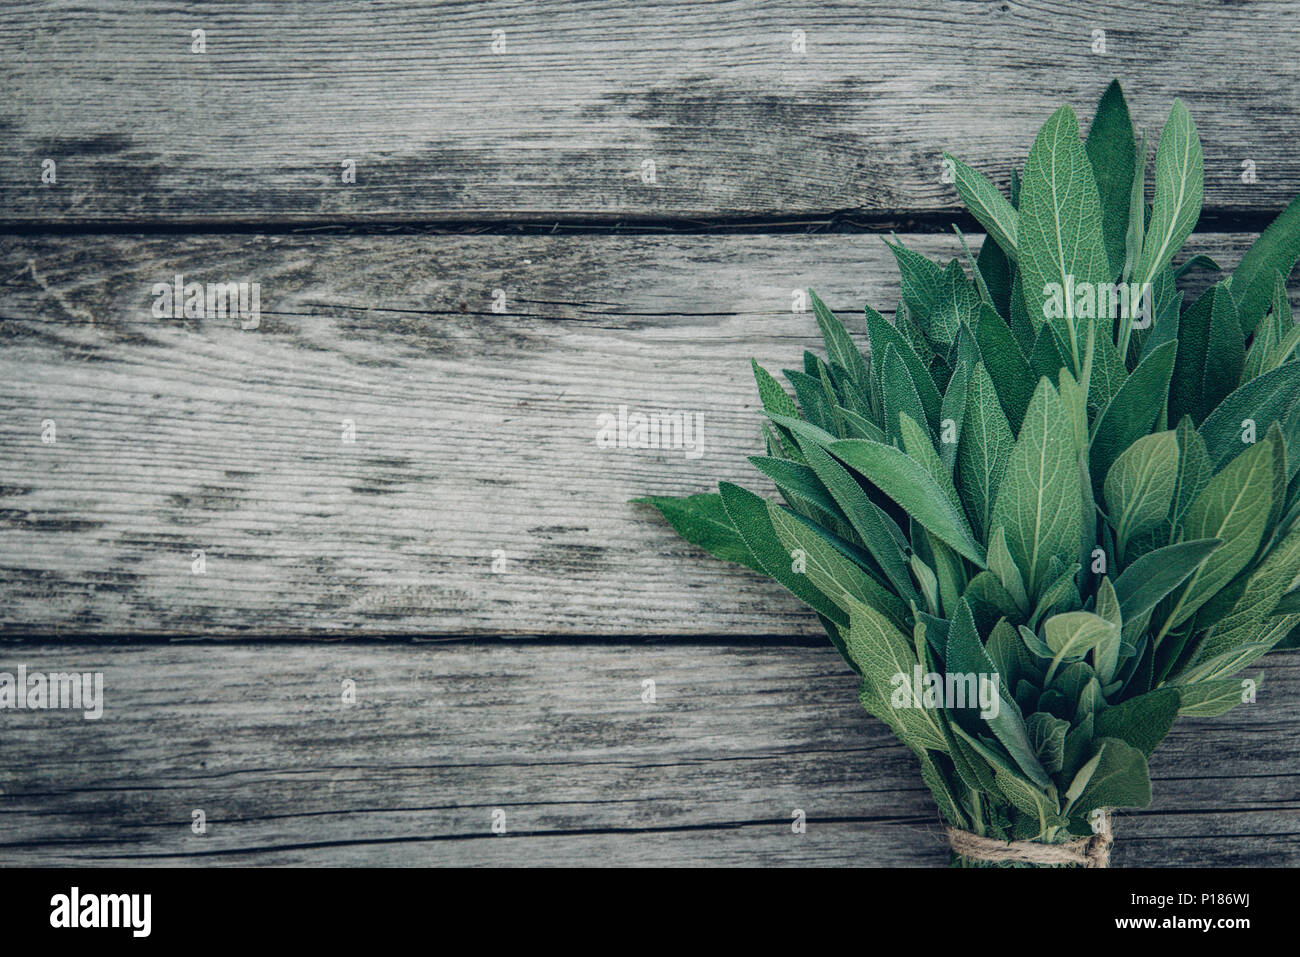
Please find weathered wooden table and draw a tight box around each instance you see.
[1,1,1297,866]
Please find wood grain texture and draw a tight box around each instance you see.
[4,0,1300,223]
[0,642,1293,866]
[3,231,1284,637]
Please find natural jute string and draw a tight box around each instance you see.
[946,809,1113,867]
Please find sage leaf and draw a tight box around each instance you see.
[945,152,1019,259]
[1018,105,1111,371]
[990,377,1083,596]
[1134,100,1203,289]
[1094,688,1179,757]
[1104,431,1179,558]
[827,437,987,566]
[1228,192,1300,334]
[1085,79,1137,280]
[1065,737,1153,815]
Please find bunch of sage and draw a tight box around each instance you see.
[637,82,1300,866]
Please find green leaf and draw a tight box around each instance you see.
[990,377,1083,596]
[1198,361,1300,470]
[1095,688,1179,757]
[1017,105,1111,371]
[717,482,845,625]
[752,359,801,421]
[1090,340,1178,498]
[767,502,908,629]
[795,439,918,603]
[1104,431,1179,557]
[1026,711,1069,774]
[784,368,836,434]
[939,325,978,471]
[1085,79,1137,280]
[1065,737,1153,815]
[1029,561,1083,631]
[1176,675,1261,717]
[1246,273,1300,381]
[1170,283,1246,426]
[947,599,1051,788]
[1060,713,1095,786]
[974,304,1035,432]
[910,553,940,617]
[810,290,870,389]
[1087,326,1130,418]
[865,303,942,428]
[927,260,981,348]
[1197,520,1300,662]
[1092,576,1124,677]
[1163,438,1275,633]
[957,361,1016,539]
[1172,416,1212,523]
[1134,100,1203,289]
[1111,538,1222,621]
[977,233,1014,317]
[987,526,1030,615]
[1174,255,1222,281]
[1174,628,1291,684]
[962,569,1020,630]
[1043,610,1118,663]
[899,412,963,514]
[1017,623,1055,659]
[1123,129,1146,284]
[1027,322,1068,386]
[633,493,764,575]
[885,240,946,343]
[827,437,987,566]
[945,153,1019,259]
[988,616,1040,688]
[995,768,1065,836]
[920,753,968,828]
[748,456,845,525]
[1227,191,1300,334]
[882,343,930,449]
[845,597,948,753]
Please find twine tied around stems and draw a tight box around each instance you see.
[946,809,1113,867]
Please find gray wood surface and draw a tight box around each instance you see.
[4,0,1300,223]
[0,642,1294,866]
[0,231,1277,637]
[5,0,1298,869]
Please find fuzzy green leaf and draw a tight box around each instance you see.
[990,377,1083,597]
[827,438,986,566]
[717,482,845,625]
[1163,439,1275,633]
[1176,675,1262,717]
[634,493,765,575]
[946,153,1019,259]
[1090,341,1177,497]
[1133,100,1203,289]
[1169,283,1245,426]
[1104,431,1179,558]
[1198,361,1300,470]
[1095,688,1179,757]
[810,290,870,389]
[1085,79,1137,280]
[1228,192,1300,334]
[1065,737,1153,815]
[1017,105,1111,370]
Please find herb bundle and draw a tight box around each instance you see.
[637,82,1300,866]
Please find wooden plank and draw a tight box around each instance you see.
[0,231,1286,637]
[0,643,1294,866]
[4,0,1300,223]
